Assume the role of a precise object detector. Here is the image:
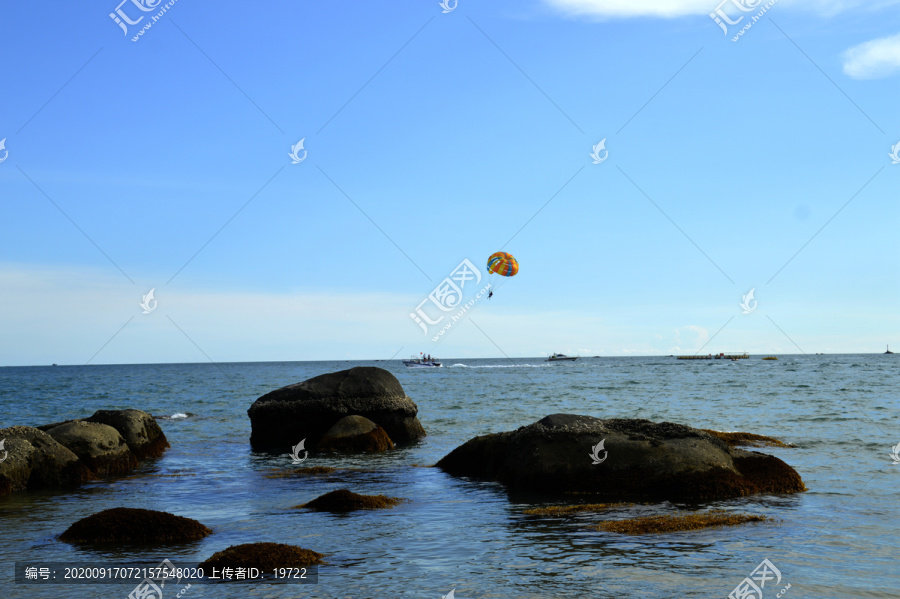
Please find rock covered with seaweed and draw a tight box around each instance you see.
[436,414,805,502]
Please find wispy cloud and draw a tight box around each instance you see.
[843,33,900,79]
[541,0,900,18]
[542,0,713,18]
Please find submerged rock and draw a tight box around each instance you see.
[317,415,394,453]
[296,488,403,512]
[59,507,212,544]
[436,414,806,502]
[200,542,324,572]
[248,367,425,451]
[0,426,95,496]
[594,511,770,535]
[45,421,137,476]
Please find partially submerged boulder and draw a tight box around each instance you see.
[85,409,169,459]
[248,367,425,451]
[0,426,95,496]
[200,543,324,572]
[317,415,394,453]
[296,488,403,512]
[59,508,212,544]
[45,421,137,476]
[436,414,806,502]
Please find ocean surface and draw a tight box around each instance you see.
[0,355,897,599]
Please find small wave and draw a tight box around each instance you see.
[157,412,192,420]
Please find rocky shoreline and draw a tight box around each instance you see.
[2,366,806,581]
[0,408,168,495]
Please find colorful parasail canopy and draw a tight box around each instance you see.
[487,252,519,277]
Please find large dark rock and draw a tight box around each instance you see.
[0,426,95,496]
[85,409,169,459]
[318,415,394,453]
[248,367,425,451]
[46,421,137,476]
[436,414,806,502]
[59,508,212,544]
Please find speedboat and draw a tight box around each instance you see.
[403,355,442,368]
[547,353,578,362]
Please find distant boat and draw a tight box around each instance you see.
[886,345,894,355]
[547,353,578,362]
[51,363,58,367]
[403,354,442,368]
[762,356,778,361]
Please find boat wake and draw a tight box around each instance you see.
[449,363,551,368]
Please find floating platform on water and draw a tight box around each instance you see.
[676,353,749,360]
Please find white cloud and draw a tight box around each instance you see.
[541,0,900,19]
[542,0,712,18]
[842,33,900,79]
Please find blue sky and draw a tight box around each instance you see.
[1,0,898,365]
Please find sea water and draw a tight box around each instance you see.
[0,355,897,598]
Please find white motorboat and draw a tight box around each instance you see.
[547,353,578,362]
[403,355,442,368]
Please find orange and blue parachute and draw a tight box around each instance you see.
[487,252,518,277]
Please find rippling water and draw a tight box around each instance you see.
[1,355,897,598]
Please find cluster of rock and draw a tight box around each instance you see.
[248,367,425,454]
[0,409,168,496]
[3,364,809,575]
